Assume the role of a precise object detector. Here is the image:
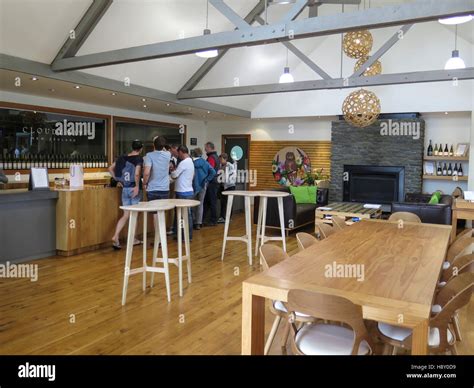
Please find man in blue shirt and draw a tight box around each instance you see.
[143,136,171,200]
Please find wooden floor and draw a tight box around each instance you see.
[0,213,472,355]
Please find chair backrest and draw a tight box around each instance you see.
[296,232,319,251]
[388,211,421,223]
[331,216,347,229]
[286,289,372,355]
[451,228,473,245]
[446,237,474,265]
[260,244,290,271]
[317,223,336,239]
[441,253,474,283]
[430,273,474,351]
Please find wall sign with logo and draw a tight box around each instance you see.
[0,107,108,170]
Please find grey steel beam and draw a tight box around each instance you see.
[279,0,309,23]
[209,0,250,30]
[351,24,413,77]
[311,0,361,4]
[0,54,250,117]
[177,68,474,99]
[255,15,331,79]
[177,0,266,95]
[53,0,113,62]
[51,0,474,72]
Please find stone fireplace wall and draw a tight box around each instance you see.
[330,119,425,202]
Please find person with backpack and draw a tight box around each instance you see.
[109,140,144,250]
[192,148,216,230]
[203,141,220,226]
[217,153,236,224]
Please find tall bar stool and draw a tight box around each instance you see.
[255,191,290,256]
[120,201,175,305]
[150,199,200,297]
[221,191,260,265]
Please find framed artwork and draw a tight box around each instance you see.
[424,161,435,175]
[455,143,469,157]
[272,146,311,186]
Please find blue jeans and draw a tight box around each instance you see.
[173,192,194,240]
[147,190,169,201]
[122,187,142,206]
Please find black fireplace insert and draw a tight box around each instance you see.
[343,165,405,206]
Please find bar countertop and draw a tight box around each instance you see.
[0,189,59,203]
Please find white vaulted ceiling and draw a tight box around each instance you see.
[0,0,473,117]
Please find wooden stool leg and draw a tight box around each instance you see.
[255,198,263,257]
[245,196,253,265]
[453,312,463,342]
[177,207,183,297]
[150,214,161,288]
[264,315,282,355]
[220,194,234,261]
[277,197,287,252]
[183,206,192,284]
[122,212,137,306]
[260,197,268,251]
[158,210,171,302]
[142,212,147,291]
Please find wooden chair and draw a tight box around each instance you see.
[260,244,315,355]
[316,223,337,240]
[388,212,421,223]
[286,289,374,355]
[444,237,474,269]
[296,232,319,251]
[376,272,474,355]
[331,216,348,230]
[451,228,473,245]
[436,254,474,342]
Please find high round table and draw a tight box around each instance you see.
[149,199,200,297]
[120,201,175,305]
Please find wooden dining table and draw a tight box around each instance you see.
[241,219,452,355]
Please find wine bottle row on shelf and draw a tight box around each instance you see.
[427,140,455,157]
[435,162,463,177]
[0,154,108,170]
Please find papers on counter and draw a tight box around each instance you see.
[363,204,381,209]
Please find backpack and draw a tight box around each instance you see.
[115,157,137,188]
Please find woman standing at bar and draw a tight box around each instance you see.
[109,140,144,249]
[192,148,215,230]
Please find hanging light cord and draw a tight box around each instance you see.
[455,25,458,50]
[286,47,289,67]
[340,4,344,78]
[205,0,209,29]
[265,0,268,25]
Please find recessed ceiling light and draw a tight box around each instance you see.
[31,77,38,81]
[142,98,146,102]
[74,85,80,89]
[207,111,211,114]
[111,92,117,96]
[166,103,170,107]
[445,112,449,115]
[143,104,147,108]
[33,111,37,114]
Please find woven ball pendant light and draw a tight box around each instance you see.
[354,56,382,76]
[342,30,373,59]
[342,88,381,128]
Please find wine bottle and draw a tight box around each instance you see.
[453,163,458,176]
[434,144,438,156]
[0,154,3,170]
[444,144,449,156]
[447,163,453,176]
[427,140,433,156]
[436,162,442,176]
[442,163,447,176]
[458,164,463,177]
[449,145,454,157]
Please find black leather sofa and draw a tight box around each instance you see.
[253,187,329,232]
[391,193,453,225]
